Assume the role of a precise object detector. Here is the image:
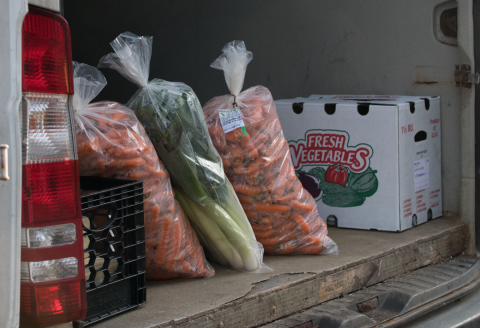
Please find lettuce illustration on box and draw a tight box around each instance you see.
[291,129,378,208]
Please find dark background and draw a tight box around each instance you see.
[64,0,279,105]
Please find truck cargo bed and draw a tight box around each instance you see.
[90,217,466,328]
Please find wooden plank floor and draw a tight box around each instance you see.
[92,217,467,328]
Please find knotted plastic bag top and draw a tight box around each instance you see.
[211,40,253,97]
[72,62,107,113]
[98,31,151,87]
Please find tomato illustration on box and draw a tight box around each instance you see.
[275,95,443,232]
[291,129,379,208]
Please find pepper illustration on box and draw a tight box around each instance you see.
[290,129,378,207]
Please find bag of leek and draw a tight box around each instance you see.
[98,32,268,272]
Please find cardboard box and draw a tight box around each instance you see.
[275,95,442,231]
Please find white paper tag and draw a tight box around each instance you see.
[218,108,245,134]
[414,158,430,191]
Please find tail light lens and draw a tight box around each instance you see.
[20,6,86,327]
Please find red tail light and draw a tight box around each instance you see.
[20,6,86,327]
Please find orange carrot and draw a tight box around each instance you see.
[253,133,268,145]
[145,239,157,247]
[253,202,291,213]
[251,223,273,233]
[245,210,257,219]
[277,192,296,203]
[275,222,295,235]
[275,240,296,255]
[209,125,224,137]
[226,145,244,165]
[225,128,243,142]
[233,182,261,196]
[241,203,252,212]
[260,216,272,225]
[257,234,293,246]
[222,156,231,168]
[296,241,323,254]
[129,170,152,180]
[294,215,311,234]
[167,219,181,271]
[255,229,275,239]
[240,134,251,148]
[233,166,246,175]
[245,173,264,186]
[237,193,253,204]
[111,112,130,121]
[245,146,258,161]
[291,200,313,212]
[156,214,173,264]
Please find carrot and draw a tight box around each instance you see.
[240,133,251,148]
[145,239,157,247]
[260,216,272,225]
[257,233,293,246]
[291,200,314,212]
[253,133,268,145]
[255,229,275,239]
[111,112,130,121]
[129,170,152,180]
[167,219,182,271]
[296,242,323,254]
[156,214,173,264]
[107,157,144,169]
[247,107,264,127]
[253,202,291,213]
[245,210,257,219]
[251,223,273,233]
[272,172,289,200]
[147,204,160,218]
[226,145,244,165]
[294,215,311,234]
[152,168,169,178]
[237,193,253,204]
[110,146,147,158]
[233,182,261,196]
[245,173,264,186]
[221,156,231,168]
[233,166,246,175]
[179,260,193,273]
[241,203,252,212]
[275,222,295,235]
[277,192,296,203]
[225,128,243,142]
[256,143,266,157]
[245,146,258,161]
[213,138,226,152]
[209,125,225,139]
[275,240,296,255]
[246,159,262,175]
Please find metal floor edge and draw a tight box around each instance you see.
[261,256,480,328]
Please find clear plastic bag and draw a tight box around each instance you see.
[73,62,214,280]
[203,41,338,255]
[98,32,269,272]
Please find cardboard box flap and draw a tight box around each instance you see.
[277,95,438,107]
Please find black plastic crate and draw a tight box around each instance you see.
[79,176,146,326]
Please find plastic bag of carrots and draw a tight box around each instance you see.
[203,41,338,255]
[73,62,214,280]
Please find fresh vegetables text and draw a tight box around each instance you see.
[289,130,373,173]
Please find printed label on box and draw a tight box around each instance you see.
[414,158,430,192]
[218,108,245,133]
[289,129,378,208]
